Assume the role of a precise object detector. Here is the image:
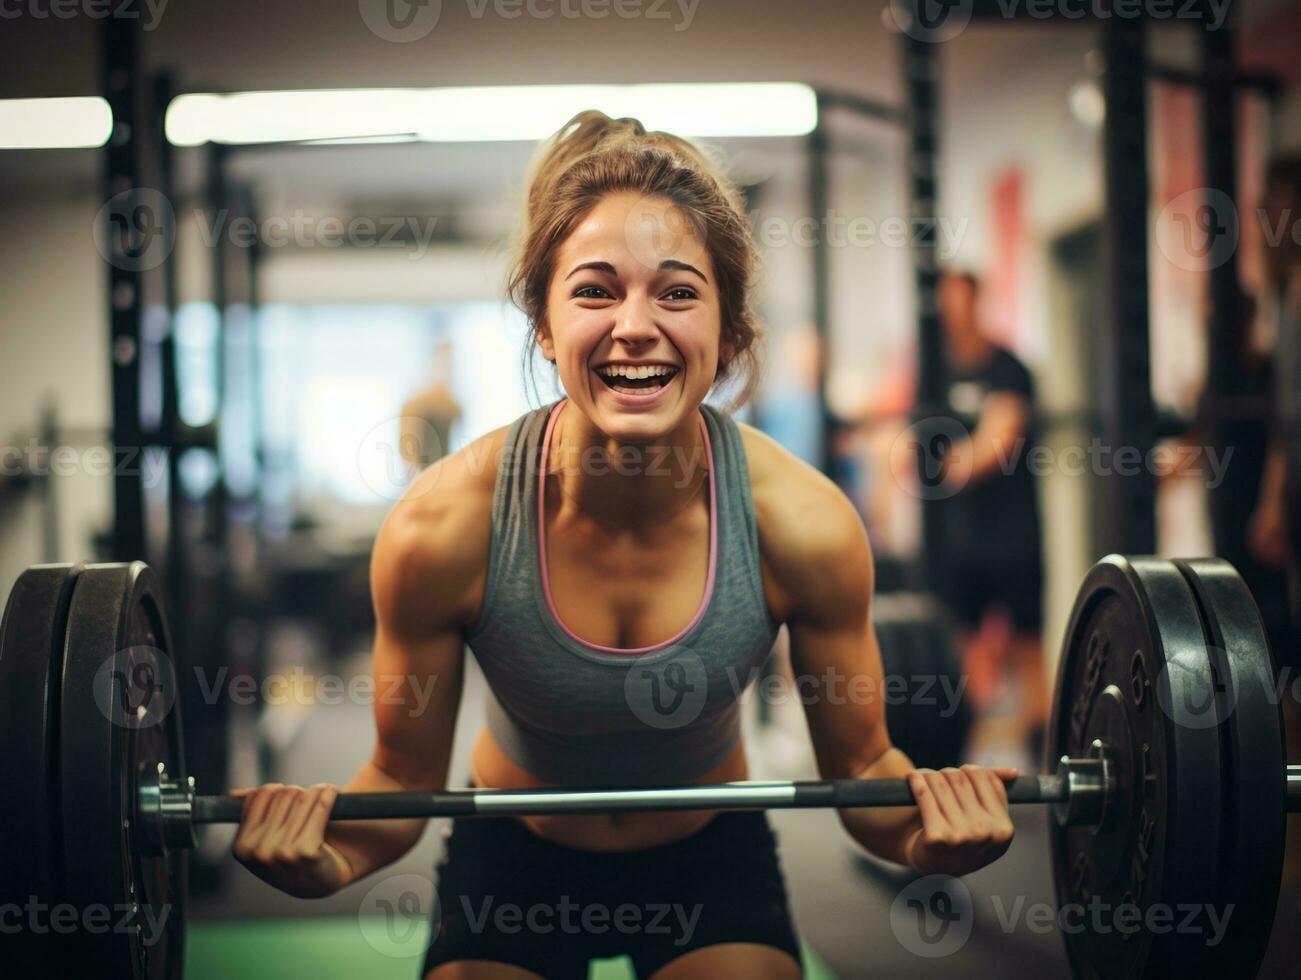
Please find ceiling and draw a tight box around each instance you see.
[0,0,1100,207]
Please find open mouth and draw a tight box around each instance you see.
[593,364,681,397]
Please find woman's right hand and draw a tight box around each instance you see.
[231,783,352,898]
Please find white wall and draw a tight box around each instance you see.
[0,192,113,594]
[258,243,510,306]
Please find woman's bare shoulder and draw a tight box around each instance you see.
[371,424,512,631]
[736,420,873,621]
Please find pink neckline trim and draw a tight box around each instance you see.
[537,400,719,656]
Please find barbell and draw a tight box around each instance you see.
[1,554,1298,979]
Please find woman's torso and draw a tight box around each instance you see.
[463,402,792,851]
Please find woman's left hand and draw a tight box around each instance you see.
[903,765,1017,877]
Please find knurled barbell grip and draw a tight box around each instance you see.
[193,789,478,823]
[801,774,1067,808]
[187,773,1069,825]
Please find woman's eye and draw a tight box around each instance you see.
[574,285,611,300]
[662,287,697,302]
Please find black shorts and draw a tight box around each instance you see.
[421,809,801,979]
[934,554,1043,632]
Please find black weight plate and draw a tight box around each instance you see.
[1047,556,1224,980]
[915,608,972,763]
[873,610,915,755]
[875,595,970,769]
[59,563,187,980]
[1173,558,1286,979]
[0,562,83,969]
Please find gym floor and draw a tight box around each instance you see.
[188,653,1073,979]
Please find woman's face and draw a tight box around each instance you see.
[539,191,724,444]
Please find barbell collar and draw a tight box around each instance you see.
[136,762,196,855]
[1051,739,1113,829]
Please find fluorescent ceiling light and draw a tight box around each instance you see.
[165,84,817,146]
[0,97,113,149]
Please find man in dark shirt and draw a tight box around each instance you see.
[930,270,1046,761]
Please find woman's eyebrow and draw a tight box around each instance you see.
[564,260,616,280]
[659,259,708,283]
[564,259,708,283]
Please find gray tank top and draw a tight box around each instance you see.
[466,399,780,786]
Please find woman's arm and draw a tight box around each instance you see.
[232,437,498,897]
[943,391,1030,488]
[318,490,476,883]
[1247,438,1290,569]
[752,430,1014,875]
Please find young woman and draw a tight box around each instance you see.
[231,111,1017,979]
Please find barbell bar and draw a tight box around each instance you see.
[138,750,1104,852]
[135,752,1301,855]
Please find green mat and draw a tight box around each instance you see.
[187,919,836,978]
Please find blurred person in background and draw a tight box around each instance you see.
[929,270,1047,764]
[1250,155,1301,601]
[400,336,462,472]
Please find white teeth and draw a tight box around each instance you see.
[595,364,677,379]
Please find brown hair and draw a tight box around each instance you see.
[508,110,762,409]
